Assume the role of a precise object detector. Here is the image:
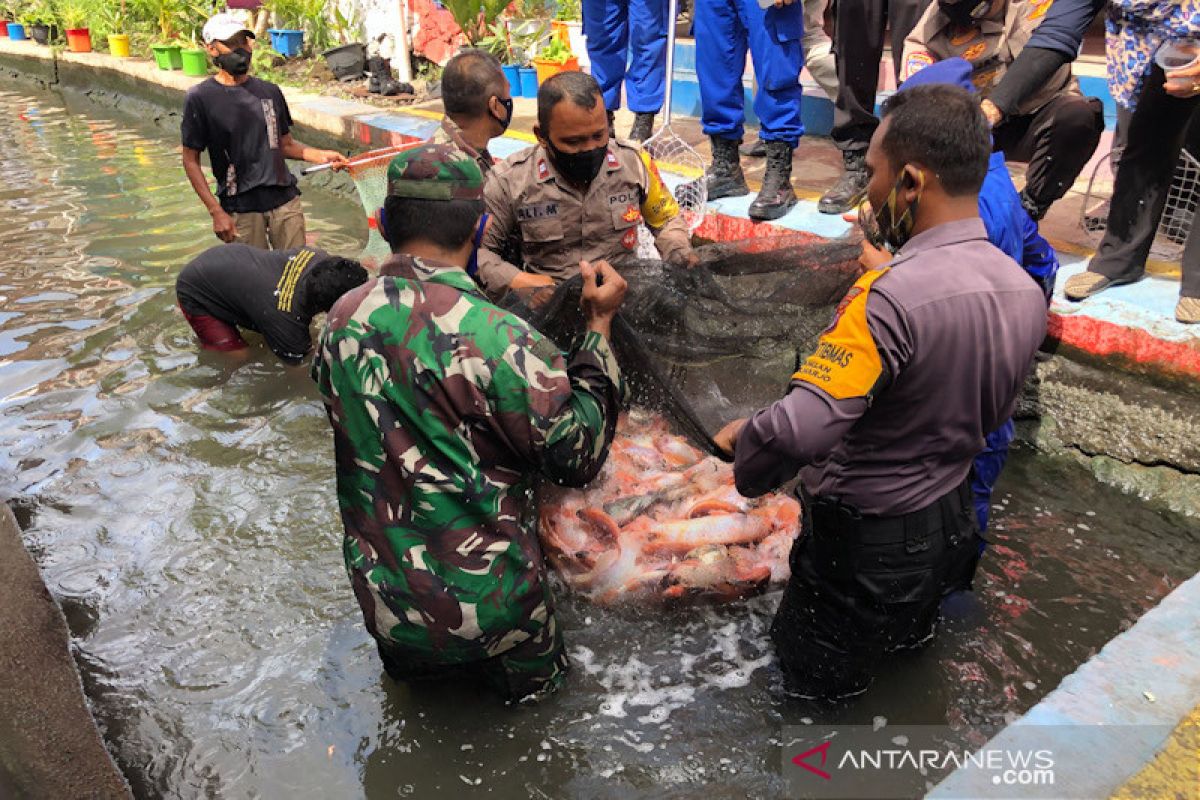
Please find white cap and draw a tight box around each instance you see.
[201,13,254,45]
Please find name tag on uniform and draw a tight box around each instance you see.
[517,203,559,221]
[608,191,635,206]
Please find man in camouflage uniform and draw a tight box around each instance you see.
[313,143,629,701]
[478,71,695,297]
[428,49,513,176]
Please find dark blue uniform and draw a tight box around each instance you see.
[583,0,669,114]
[694,0,805,146]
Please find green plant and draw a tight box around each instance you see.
[57,0,88,29]
[536,35,571,64]
[21,0,59,26]
[298,0,333,51]
[511,0,554,20]
[330,3,361,46]
[477,21,512,63]
[507,19,546,65]
[442,0,509,45]
[554,0,579,22]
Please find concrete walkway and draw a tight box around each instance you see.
[0,504,131,799]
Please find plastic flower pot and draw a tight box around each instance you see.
[321,42,366,81]
[7,23,27,40]
[108,33,130,57]
[65,27,91,53]
[31,23,51,44]
[532,55,579,85]
[181,47,208,76]
[151,43,183,70]
[518,66,537,97]
[0,20,9,37]
[268,28,304,58]
[502,64,520,96]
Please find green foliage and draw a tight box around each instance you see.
[476,21,512,63]
[443,0,508,45]
[507,19,546,65]
[330,3,361,46]
[20,0,59,26]
[57,0,89,28]
[554,0,579,22]
[511,0,554,20]
[536,34,570,64]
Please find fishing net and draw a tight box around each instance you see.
[339,142,424,267]
[504,231,865,604]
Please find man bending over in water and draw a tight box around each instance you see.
[175,243,367,363]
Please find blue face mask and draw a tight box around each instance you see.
[466,213,489,279]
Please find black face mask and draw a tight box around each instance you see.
[214,47,251,76]
[547,141,607,185]
[937,0,992,27]
[492,97,514,134]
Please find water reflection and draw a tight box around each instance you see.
[1,85,1198,799]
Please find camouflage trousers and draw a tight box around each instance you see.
[374,612,569,702]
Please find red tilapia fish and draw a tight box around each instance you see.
[538,409,801,604]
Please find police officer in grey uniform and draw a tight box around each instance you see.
[715,84,1047,700]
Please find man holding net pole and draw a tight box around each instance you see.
[715,85,1047,700]
[313,143,629,702]
[476,71,696,299]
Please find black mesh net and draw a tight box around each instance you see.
[504,232,865,604]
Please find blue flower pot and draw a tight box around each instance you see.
[267,28,304,57]
[518,66,537,98]
[502,64,520,97]
[7,22,27,40]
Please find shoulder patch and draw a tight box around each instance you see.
[962,41,987,61]
[792,268,889,401]
[638,150,680,229]
[903,51,934,80]
[1027,0,1053,21]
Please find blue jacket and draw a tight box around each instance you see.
[979,151,1059,301]
[1025,0,1106,58]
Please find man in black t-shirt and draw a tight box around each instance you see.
[181,13,348,251]
[176,244,368,364]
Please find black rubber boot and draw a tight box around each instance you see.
[629,112,656,142]
[740,138,766,158]
[749,140,797,221]
[368,57,411,96]
[818,149,869,214]
[706,136,749,200]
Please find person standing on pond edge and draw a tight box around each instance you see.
[181,13,348,251]
[583,0,669,141]
[716,85,1047,700]
[312,143,628,701]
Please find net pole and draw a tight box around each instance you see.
[662,0,678,127]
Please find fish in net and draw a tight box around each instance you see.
[506,232,865,603]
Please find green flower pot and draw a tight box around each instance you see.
[180,47,208,76]
[151,43,182,70]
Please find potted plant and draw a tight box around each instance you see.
[321,4,366,81]
[26,0,59,45]
[531,35,577,85]
[58,0,92,52]
[94,0,131,56]
[180,30,208,76]
[479,22,521,96]
[141,0,186,67]
[553,0,585,68]
[1,0,12,37]
[9,2,31,40]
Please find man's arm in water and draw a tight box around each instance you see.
[181,147,237,243]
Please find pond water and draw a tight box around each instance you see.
[2,85,1198,800]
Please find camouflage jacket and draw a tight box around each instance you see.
[429,117,495,177]
[312,254,625,664]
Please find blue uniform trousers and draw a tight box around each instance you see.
[583,0,669,114]
[694,0,805,146]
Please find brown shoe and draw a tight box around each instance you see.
[1176,297,1200,324]
[1063,271,1129,301]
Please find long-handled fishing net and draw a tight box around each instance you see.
[304,142,425,267]
[639,0,707,234]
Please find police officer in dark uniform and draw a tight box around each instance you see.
[715,84,1047,699]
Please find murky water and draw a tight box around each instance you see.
[2,85,1199,800]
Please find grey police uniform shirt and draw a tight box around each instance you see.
[733,218,1048,517]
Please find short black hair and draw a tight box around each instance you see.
[879,84,990,196]
[537,71,602,134]
[307,257,368,312]
[382,195,485,252]
[442,50,507,118]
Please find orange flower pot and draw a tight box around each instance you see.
[65,27,91,52]
[551,20,569,46]
[532,55,579,85]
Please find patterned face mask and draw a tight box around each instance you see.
[858,168,925,253]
